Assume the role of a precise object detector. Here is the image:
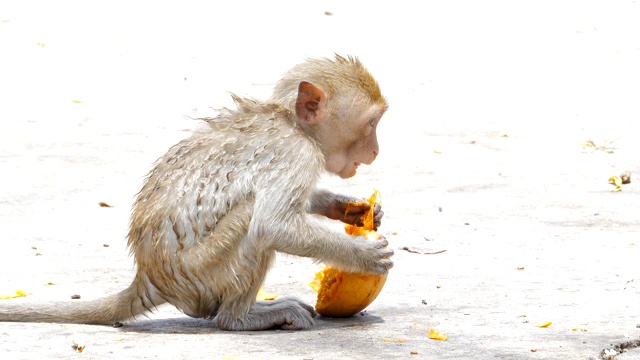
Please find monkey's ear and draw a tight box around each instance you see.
[295,81,326,124]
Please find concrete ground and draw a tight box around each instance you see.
[1,1,639,359]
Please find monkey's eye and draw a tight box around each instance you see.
[369,118,376,127]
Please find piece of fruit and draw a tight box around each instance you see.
[428,328,448,341]
[609,175,623,192]
[0,289,27,300]
[309,190,389,317]
[256,288,278,301]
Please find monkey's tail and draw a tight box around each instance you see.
[0,280,161,325]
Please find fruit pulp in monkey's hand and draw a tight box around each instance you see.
[309,190,389,317]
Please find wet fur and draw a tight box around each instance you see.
[0,56,392,330]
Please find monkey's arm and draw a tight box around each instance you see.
[258,209,393,274]
[250,184,391,274]
[307,189,383,230]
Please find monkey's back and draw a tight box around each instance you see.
[126,98,323,261]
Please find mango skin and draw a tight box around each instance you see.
[312,191,389,317]
[314,266,388,317]
[313,230,388,317]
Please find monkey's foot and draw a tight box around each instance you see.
[216,297,316,331]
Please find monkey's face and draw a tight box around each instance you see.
[293,79,386,179]
[324,107,384,179]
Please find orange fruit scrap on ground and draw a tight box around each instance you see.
[309,190,389,317]
[428,328,448,341]
[0,290,27,300]
[255,288,278,301]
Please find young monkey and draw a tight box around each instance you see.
[0,55,393,330]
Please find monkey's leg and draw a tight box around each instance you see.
[150,198,256,320]
[212,247,316,331]
[215,297,316,331]
[173,196,315,330]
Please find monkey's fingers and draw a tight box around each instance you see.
[378,258,394,272]
[345,203,369,214]
[342,211,367,227]
[373,236,389,248]
[353,236,393,274]
[277,303,316,330]
[372,202,382,213]
[371,256,394,274]
[373,208,384,230]
[374,237,393,262]
[299,301,317,317]
[343,196,371,211]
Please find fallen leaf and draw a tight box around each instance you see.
[71,99,84,104]
[428,328,448,341]
[536,321,552,328]
[71,337,86,353]
[98,202,113,208]
[582,138,618,152]
[381,338,406,343]
[401,246,446,255]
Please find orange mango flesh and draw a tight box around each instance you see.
[309,190,389,317]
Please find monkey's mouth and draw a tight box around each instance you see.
[354,162,361,167]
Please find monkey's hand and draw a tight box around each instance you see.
[350,235,394,274]
[331,199,383,230]
[308,191,383,229]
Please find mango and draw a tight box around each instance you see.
[309,191,389,317]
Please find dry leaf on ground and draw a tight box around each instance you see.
[381,338,406,343]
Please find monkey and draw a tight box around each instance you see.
[0,55,393,330]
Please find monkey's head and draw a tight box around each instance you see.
[271,55,388,179]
